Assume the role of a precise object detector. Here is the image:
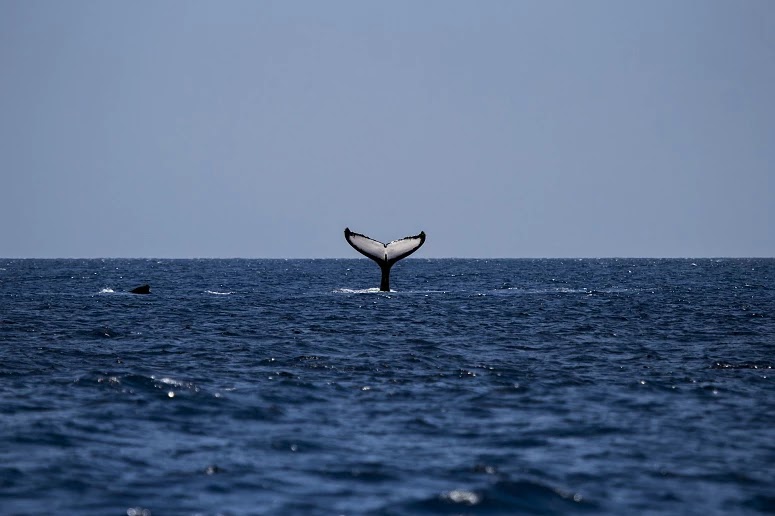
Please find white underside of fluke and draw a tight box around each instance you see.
[344,229,425,264]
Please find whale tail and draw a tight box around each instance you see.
[344,228,426,291]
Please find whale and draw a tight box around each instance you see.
[344,228,426,291]
[129,284,150,294]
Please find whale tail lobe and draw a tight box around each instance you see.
[344,228,426,291]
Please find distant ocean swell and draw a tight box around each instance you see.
[0,259,773,515]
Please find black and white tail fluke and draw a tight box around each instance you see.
[344,228,426,291]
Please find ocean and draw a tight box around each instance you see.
[1,258,773,515]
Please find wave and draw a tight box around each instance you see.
[497,286,632,295]
[401,478,595,514]
[334,288,450,295]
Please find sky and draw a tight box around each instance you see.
[1,0,773,258]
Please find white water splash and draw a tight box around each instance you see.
[334,287,385,294]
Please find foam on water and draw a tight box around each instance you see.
[333,287,383,294]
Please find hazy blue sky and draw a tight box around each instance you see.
[2,1,773,258]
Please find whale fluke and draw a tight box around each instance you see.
[344,228,426,291]
[129,284,150,294]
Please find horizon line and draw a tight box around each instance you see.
[2,256,773,260]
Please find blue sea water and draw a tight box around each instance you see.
[1,258,773,515]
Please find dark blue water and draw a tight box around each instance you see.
[1,258,773,515]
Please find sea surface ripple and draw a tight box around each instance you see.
[1,258,773,515]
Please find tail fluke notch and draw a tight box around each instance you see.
[344,228,426,291]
